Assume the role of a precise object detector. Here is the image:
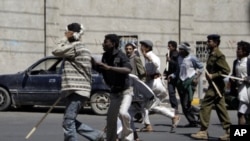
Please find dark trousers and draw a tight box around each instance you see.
[179,92,200,124]
[167,79,179,112]
[177,78,200,125]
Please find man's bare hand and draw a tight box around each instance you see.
[206,73,213,80]
[96,62,111,70]
[192,78,198,85]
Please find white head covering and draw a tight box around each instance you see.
[66,23,85,40]
[178,43,191,53]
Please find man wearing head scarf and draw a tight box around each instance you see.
[52,23,104,141]
[191,34,231,140]
[172,42,203,127]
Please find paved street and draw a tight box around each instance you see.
[0,106,238,141]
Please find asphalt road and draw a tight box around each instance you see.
[0,106,238,141]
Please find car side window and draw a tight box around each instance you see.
[30,58,62,75]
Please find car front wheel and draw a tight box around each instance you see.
[90,92,110,115]
[0,87,11,111]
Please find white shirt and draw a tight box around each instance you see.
[178,55,203,81]
[144,51,160,75]
[236,57,248,80]
[235,57,250,103]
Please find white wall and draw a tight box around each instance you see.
[0,0,250,74]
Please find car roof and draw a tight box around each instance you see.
[45,54,103,61]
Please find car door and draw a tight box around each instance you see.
[18,58,63,104]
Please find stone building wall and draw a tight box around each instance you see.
[0,0,250,74]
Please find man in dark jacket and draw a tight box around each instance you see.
[92,34,133,141]
[163,40,179,113]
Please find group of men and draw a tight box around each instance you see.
[164,41,203,129]
[164,35,250,141]
[163,36,231,141]
[52,22,250,141]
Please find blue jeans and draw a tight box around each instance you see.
[63,93,102,141]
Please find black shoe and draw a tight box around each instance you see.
[170,127,176,133]
[184,123,199,127]
[195,114,200,122]
[134,113,143,123]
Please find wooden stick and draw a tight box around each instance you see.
[166,50,170,71]
[205,70,222,98]
[25,96,62,140]
[86,100,144,104]
[221,74,244,81]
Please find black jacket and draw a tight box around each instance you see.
[95,49,132,92]
[163,50,179,79]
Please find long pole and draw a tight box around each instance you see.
[205,70,222,98]
[178,0,181,44]
[25,96,62,140]
[44,0,47,57]
[166,50,170,71]
[221,74,244,81]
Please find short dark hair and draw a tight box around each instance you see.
[237,40,250,55]
[168,40,177,48]
[104,34,120,48]
[207,34,221,46]
[67,23,81,33]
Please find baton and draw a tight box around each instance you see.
[221,74,244,81]
[205,70,222,98]
[166,50,170,71]
[25,96,62,140]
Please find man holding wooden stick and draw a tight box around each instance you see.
[52,23,104,141]
[163,40,179,114]
[191,34,231,141]
[229,41,250,125]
